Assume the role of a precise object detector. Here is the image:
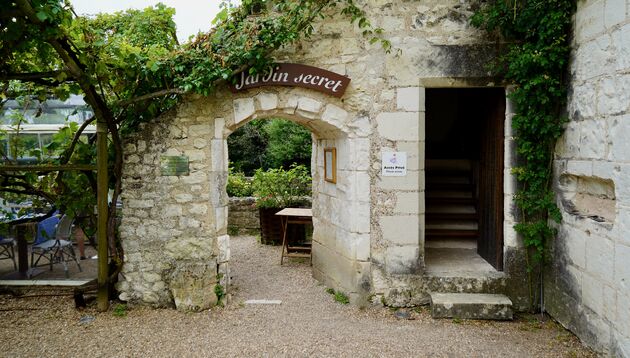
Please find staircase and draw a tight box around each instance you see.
[425,159,478,245]
[424,159,512,320]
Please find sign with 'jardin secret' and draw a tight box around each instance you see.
[230,63,351,98]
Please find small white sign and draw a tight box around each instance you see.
[382,152,407,176]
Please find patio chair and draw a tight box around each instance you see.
[31,214,82,277]
[0,235,17,271]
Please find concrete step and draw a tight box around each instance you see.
[430,293,513,320]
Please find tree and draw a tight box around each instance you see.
[227,118,312,176]
[263,119,311,170]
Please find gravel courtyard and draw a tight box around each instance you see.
[0,235,595,357]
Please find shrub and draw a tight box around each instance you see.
[226,167,253,197]
[251,164,311,208]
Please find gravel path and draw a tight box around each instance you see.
[0,235,595,357]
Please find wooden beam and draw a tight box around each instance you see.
[96,118,109,312]
[0,164,96,172]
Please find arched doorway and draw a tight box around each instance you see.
[118,87,372,310]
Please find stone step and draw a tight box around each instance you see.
[430,292,513,320]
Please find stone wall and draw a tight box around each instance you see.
[227,197,259,235]
[119,0,530,312]
[549,0,630,355]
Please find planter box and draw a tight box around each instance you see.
[258,207,307,245]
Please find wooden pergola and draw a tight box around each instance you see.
[0,118,110,311]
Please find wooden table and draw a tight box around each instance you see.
[275,208,313,265]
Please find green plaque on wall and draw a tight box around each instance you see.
[160,155,189,176]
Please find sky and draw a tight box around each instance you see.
[70,0,225,42]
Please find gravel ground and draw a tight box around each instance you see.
[0,235,596,357]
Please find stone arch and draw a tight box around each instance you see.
[118,86,373,310]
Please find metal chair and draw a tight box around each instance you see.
[0,236,17,271]
[31,215,82,277]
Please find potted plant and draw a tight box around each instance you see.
[251,165,311,245]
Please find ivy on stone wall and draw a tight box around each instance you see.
[472,0,576,310]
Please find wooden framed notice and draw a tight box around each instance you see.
[324,147,336,183]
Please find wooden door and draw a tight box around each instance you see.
[477,89,505,270]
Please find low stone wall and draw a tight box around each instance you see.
[228,197,259,235]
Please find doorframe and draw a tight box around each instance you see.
[418,78,518,272]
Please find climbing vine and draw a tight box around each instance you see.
[472,0,576,310]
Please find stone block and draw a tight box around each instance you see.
[217,234,230,263]
[397,141,422,171]
[385,245,420,274]
[181,172,208,185]
[336,229,356,260]
[396,87,421,112]
[579,119,608,160]
[575,0,605,42]
[582,273,605,316]
[312,240,359,292]
[189,203,208,215]
[137,140,146,152]
[597,75,630,115]
[352,200,371,234]
[380,215,419,246]
[615,243,630,294]
[297,97,323,113]
[430,293,513,320]
[321,104,349,129]
[394,192,420,214]
[233,98,255,124]
[612,23,630,71]
[585,235,614,281]
[376,112,421,141]
[613,165,630,202]
[186,149,207,162]
[255,92,278,111]
[608,115,630,161]
[355,233,370,261]
[213,118,225,139]
[350,138,370,171]
[188,124,212,136]
[618,291,630,337]
[210,139,226,171]
[169,261,218,311]
[378,170,421,190]
[128,199,154,209]
[604,0,626,28]
[347,114,370,137]
[569,81,597,120]
[566,160,593,176]
[215,206,228,232]
[574,35,613,81]
[561,225,587,268]
[163,204,183,217]
[193,138,208,149]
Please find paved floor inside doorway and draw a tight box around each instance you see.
[0,235,594,357]
[424,238,500,276]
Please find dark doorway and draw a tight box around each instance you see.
[425,88,505,271]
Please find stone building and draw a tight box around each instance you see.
[547,0,630,355]
[117,0,629,355]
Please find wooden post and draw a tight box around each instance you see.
[96,117,109,311]
[16,225,28,277]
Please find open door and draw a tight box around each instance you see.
[477,89,505,270]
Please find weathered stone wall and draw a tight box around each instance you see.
[119,0,530,312]
[117,111,227,310]
[550,0,630,355]
[227,197,259,235]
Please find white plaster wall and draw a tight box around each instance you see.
[551,0,630,355]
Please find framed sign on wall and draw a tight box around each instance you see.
[324,147,337,183]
